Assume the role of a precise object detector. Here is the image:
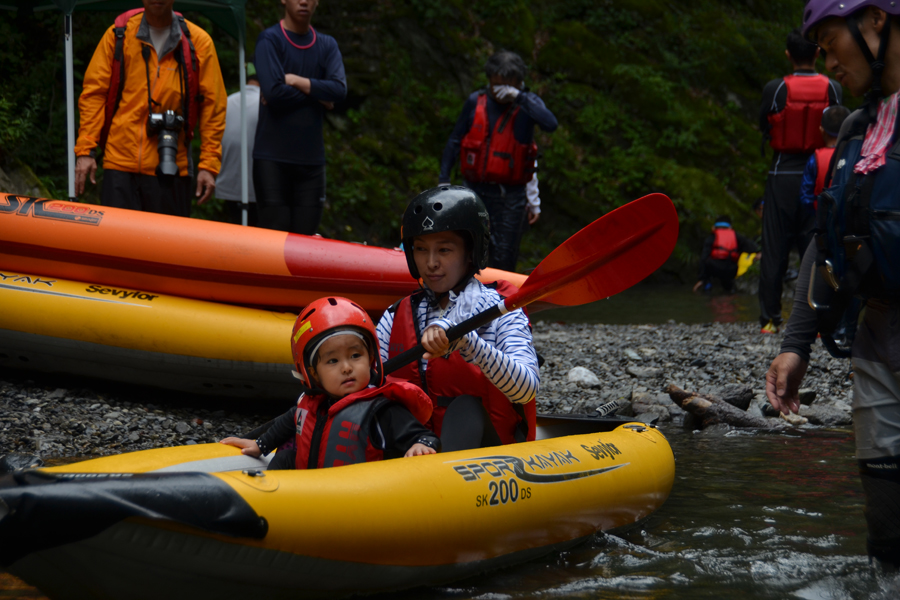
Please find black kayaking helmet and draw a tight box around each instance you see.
[401,185,491,280]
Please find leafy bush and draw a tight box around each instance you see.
[0,0,821,281]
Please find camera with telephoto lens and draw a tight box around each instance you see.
[147,110,184,178]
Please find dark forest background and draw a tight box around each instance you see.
[0,0,847,277]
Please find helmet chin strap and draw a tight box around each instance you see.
[291,370,328,397]
[846,11,893,121]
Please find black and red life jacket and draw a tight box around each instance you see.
[767,74,830,154]
[814,146,836,197]
[386,282,536,445]
[459,93,538,186]
[710,228,739,262]
[99,8,201,151]
[294,381,432,470]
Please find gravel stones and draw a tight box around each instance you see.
[567,367,601,387]
[532,320,854,429]
[0,321,857,464]
[0,377,273,462]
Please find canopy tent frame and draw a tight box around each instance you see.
[0,1,251,225]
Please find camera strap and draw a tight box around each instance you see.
[141,45,161,113]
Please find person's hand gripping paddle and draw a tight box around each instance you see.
[244,194,678,440]
[383,193,679,374]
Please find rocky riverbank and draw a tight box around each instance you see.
[0,321,853,466]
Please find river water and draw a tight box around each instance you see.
[395,426,899,600]
[534,284,761,325]
[6,288,897,598]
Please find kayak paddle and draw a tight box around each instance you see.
[244,193,677,440]
[382,193,679,374]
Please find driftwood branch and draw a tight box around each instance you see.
[665,384,777,429]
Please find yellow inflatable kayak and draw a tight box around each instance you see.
[0,268,297,399]
[0,418,674,599]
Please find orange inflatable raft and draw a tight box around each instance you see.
[0,193,524,314]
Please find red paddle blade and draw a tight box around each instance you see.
[508,194,678,309]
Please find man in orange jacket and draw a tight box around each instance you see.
[74,0,226,216]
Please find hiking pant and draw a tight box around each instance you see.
[440,395,502,452]
[101,169,192,217]
[852,299,900,568]
[759,172,808,326]
[466,181,528,272]
[253,159,325,235]
[224,199,258,227]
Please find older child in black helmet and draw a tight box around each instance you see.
[222,296,439,469]
[376,185,539,451]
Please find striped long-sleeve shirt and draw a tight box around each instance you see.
[376,279,539,405]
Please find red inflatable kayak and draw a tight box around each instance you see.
[0,193,525,313]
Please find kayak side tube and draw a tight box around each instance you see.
[2,424,674,599]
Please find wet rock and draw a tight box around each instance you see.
[780,412,808,426]
[799,388,817,406]
[635,412,663,425]
[567,367,601,388]
[720,384,753,411]
[626,366,662,379]
[800,403,852,427]
[0,454,44,473]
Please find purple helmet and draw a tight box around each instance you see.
[802,0,900,38]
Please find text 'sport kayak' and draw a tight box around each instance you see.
[0,417,675,599]
[0,193,524,314]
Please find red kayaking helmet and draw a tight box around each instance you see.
[290,296,383,389]
[802,0,900,107]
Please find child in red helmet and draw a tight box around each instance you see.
[221,296,439,469]
[377,186,540,451]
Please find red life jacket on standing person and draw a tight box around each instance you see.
[814,146,836,196]
[294,381,432,470]
[459,93,538,186]
[100,8,202,151]
[386,282,536,445]
[766,74,830,154]
[710,228,739,262]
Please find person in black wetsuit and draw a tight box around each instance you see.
[693,216,759,293]
[253,0,346,235]
[758,28,842,334]
[439,51,558,272]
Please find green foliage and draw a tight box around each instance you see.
[0,0,818,280]
[0,95,36,159]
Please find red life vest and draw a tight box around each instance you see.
[814,146,836,196]
[294,381,432,470]
[386,282,536,445]
[767,74,830,154]
[710,228,739,262]
[100,8,202,151]
[459,93,538,186]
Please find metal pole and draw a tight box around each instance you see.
[239,43,248,226]
[65,12,76,201]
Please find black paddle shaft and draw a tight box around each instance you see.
[381,301,506,375]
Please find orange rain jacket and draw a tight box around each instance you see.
[75,12,227,177]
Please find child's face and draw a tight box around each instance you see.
[309,334,371,397]
[412,231,471,295]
